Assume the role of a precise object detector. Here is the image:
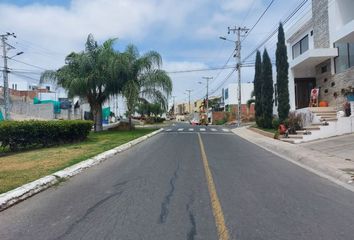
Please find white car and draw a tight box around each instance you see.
[190,118,199,125]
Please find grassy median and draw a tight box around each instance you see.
[0,128,155,194]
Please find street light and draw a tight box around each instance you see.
[219,36,234,43]
[8,51,24,59]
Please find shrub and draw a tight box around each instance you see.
[274,130,280,139]
[272,118,281,130]
[286,112,303,132]
[0,120,93,151]
[215,119,226,125]
[256,116,264,128]
[145,117,165,124]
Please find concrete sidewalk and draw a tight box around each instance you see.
[232,127,354,191]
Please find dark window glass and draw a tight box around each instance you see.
[349,43,354,68]
[321,65,327,73]
[334,43,349,73]
[301,35,309,53]
[292,42,301,59]
[274,84,278,106]
[225,88,228,100]
[292,35,309,59]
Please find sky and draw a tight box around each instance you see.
[0,0,312,106]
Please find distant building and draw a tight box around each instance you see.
[222,83,254,111]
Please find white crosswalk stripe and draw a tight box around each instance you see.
[166,129,172,132]
[189,128,194,131]
[177,128,184,131]
[222,128,230,132]
[211,128,217,132]
[200,128,206,131]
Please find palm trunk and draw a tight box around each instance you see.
[129,115,132,131]
[92,103,103,132]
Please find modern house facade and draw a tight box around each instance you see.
[222,82,254,111]
[277,0,354,143]
[285,0,354,110]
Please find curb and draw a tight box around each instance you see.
[0,128,163,211]
[232,127,354,192]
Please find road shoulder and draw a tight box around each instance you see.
[0,128,163,211]
[232,127,354,192]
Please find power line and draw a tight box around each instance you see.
[166,65,234,74]
[240,0,258,26]
[242,0,309,63]
[10,72,40,82]
[208,69,236,96]
[242,0,276,43]
[190,50,236,100]
[7,58,48,71]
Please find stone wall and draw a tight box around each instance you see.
[315,60,354,109]
[312,0,330,48]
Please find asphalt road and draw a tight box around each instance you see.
[1,123,354,239]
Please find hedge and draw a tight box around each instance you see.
[0,120,93,151]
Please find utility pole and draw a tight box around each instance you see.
[227,26,249,127]
[202,77,213,123]
[1,32,16,120]
[172,95,176,115]
[203,77,213,114]
[185,90,192,114]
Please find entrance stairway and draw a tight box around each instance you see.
[280,107,351,144]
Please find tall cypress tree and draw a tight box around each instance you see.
[276,23,290,122]
[261,49,274,128]
[254,50,263,126]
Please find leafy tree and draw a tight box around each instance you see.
[254,50,263,126]
[135,101,150,117]
[261,49,274,128]
[121,45,172,129]
[149,102,163,117]
[41,34,126,131]
[276,23,290,122]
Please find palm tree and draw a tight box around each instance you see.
[121,45,172,129]
[41,34,127,131]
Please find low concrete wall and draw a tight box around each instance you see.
[10,102,54,120]
[56,109,82,120]
[301,116,354,142]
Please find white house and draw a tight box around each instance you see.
[277,0,354,143]
[222,82,254,110]
[285,0,354,110]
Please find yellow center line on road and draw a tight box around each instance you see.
[197,133,231,240]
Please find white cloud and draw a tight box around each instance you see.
[220,0,261,13]
[0,0,303,102]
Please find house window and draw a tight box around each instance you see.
[292,35,309,59]
[225,88,229,100]
[46,86,50,91]
[15,84,17,90]
[349,43,354,68]
[334,42,350,73]
[292,42,301,59]
[274,83,278,106]
[321,65,327,73]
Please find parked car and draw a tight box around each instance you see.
[190,118,199,125]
